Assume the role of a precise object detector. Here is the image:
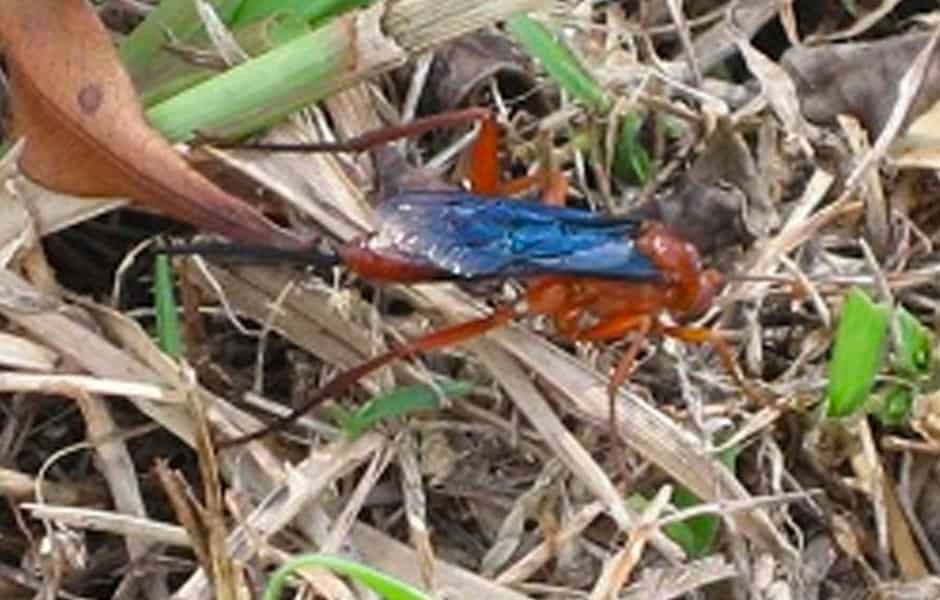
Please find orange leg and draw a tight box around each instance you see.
[539,170,569,206]
[465,115,570,206]
[222,306,518,446]
[581,313,656,471]
[556,295,604,339]
[468,116,502,195]
[465,115,532,195]
[563,311,656,446]
[573,312,654,343]
[556,306,585,338]
[601,316,653,445]
[603,316,655,399]
[661,325,748,391]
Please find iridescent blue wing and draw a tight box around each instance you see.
[366,191,659,280]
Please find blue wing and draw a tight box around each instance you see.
[365,191,660,280]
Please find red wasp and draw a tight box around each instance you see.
[217,111,738,446]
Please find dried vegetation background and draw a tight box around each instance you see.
[2,0,940,598]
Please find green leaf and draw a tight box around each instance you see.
[233,0,375,28]
[671,446,736,557]
[668,488,719,557]
[340,380,475,437]
[626,493,705,556]
[874,385,914,427]
[612,111,652,184]
[625,447,736,557]
[892,306,932,377]
[153,254,183,357]
[264,554,430,600]
[506,15,608,111]
[826,288,890,418]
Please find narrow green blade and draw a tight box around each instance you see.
[264,554,430,600]
[506,14,608,111]
[153,254,183,357]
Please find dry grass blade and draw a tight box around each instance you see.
[495,501,606,585]
[351,523,533,600]
[0,334,58,372]
[21,503,191,548]
[174,433,385,598]
[590,485,673,599]
[73,389,167,599]
[0,269,197,443]
[387,0,550,53]
[0,468,105,506]
[20,503,535,600]
[666,1,778,80]
[621,555,737,599]
[846,28,940,189]
[396,433,436,588]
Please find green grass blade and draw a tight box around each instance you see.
[153,254,183,357]
[826,288,890,418]
[263,554,430,600]
[340,380,475,438]
[119,0,245,78]
[613,111,652,184]
[146,19,354,141]
[233,0,374,28]
[135,12,313,107]
[506,14,608,111]
[123,0,342,106]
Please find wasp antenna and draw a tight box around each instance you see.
[154,239,341,269]
[722,273,795,284]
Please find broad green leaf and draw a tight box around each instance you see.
[826,288,890,418]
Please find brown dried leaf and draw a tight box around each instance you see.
[782,32,940,139]
[629,178,751,256]
[733,33,817,155]
[631,122,772,255]
[426,31,544,113]
[0,0,301,248]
